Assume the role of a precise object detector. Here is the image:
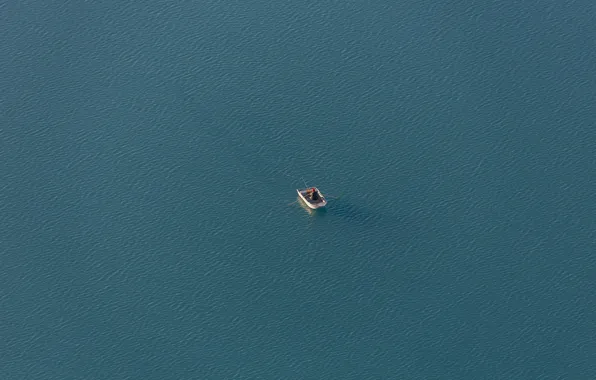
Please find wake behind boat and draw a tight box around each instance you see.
[297,187,327,209]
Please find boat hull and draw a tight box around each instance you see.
[296,188,327,209]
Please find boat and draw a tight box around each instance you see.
[296,187,327,209]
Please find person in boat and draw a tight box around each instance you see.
[310,187,319,201]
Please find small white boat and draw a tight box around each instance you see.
[296,187,327,209]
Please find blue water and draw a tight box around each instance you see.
[2,1,595,378]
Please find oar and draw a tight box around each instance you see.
[326,193,343,200]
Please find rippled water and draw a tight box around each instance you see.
[2,1,595,378]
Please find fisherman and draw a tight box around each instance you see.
[310,187,319,201]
